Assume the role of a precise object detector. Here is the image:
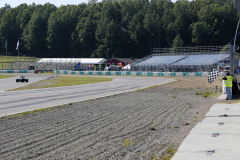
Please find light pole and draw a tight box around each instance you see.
[233,0,240,51]
[233,19,240,52]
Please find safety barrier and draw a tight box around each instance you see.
[0,70,223,77]
[54,70,219,77]
[0,70,34,73]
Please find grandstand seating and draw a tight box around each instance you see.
[132,52,230,72]
[136,55,187,66]
[173,53,229,66]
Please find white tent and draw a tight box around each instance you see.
[37,58,106,64]
[36,58,107,70]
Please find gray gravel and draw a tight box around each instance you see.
[0,77,221,160]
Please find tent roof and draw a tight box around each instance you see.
[37,58,106,64]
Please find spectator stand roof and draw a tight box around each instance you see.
[37,58,107,64]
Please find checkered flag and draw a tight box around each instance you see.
[208,69,218,84]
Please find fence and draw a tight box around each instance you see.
[0,70,34,73]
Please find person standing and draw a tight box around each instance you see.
[223,72,233,100]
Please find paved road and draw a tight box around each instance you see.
[0,74,52,92]
[172,95,240,160]
[0,76,174,117]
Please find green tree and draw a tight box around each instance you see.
[0,7,19,56]
[47,5,85,58]
[15,4,35,34]
[172,34,184,48]
[0,0,238,59]
[124,0,149,58]
[74,4,97,58]
[192,21,214,45]
[23,3,56,57]
[194,0,238,45]
[95,1,122,58]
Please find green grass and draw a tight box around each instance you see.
[122,137,136,147]
[1,108,53,119]
[221,99,240,103]
[196,90,214,98]
[0,75,13,79]
[0,104,67,119]
[9,76,112,91]
[150,147,176,160]
[161,147,176,160]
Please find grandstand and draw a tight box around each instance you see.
[136,55,187,66]
[132,46,230,72]
[173,54,229,66]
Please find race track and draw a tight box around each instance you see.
[0,76,174,117]
[0,74,52,92]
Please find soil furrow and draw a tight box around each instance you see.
[0,77,223,160]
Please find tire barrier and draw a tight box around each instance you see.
[0,70,34,73]
[0,70,224,77]
[53,70,223,77]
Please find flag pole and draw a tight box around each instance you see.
[6,40,7,60]
[5,39,7,67]
[18,46,20,70]
[16,40,20,70]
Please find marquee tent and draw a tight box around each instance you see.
[37,58,106,64]
[36,58,107,71]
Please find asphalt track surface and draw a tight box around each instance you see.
[0,75,174,117]
[0,74,52,92]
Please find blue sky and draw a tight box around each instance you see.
[0,0,178,8]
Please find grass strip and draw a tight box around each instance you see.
[0,104,67,120]
[9,76,112,91]
[0,75,14,79]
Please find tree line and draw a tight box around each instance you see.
[0,0,238,59]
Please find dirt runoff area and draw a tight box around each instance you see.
[0,76,224,160]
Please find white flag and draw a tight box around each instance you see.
[16,40,19,50]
